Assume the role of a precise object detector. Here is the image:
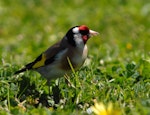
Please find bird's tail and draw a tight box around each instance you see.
[14,68,27,74]
[14,53,44,75]
[14,62,34,74]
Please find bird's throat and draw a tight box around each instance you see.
[82,35,88,44]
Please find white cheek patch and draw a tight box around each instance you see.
[72,27,79,34]
[73,34,84,48]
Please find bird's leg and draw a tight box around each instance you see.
[46,80,51,96]
[52,79,61,104]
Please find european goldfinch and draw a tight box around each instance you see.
[15,25,99,82]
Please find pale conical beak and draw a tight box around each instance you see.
[89,30,99,37]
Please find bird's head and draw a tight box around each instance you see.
[66,25,99,47]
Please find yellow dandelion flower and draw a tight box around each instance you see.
[91,102,121,115]
[107,103,113,115]
[91,102,107,115]
[126,43,132,50]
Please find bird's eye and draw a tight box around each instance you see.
[80,30,89,35]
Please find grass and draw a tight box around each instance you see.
[0,0,150,114]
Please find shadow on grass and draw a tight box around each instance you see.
[17,76,61,108]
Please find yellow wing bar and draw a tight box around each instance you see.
[32,54,46,69]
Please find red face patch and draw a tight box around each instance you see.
[82,35,88,44]
[79,25,90,44]
[79,25,89,33]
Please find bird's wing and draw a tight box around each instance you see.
[31,41,64,69]
[14,40,66,74]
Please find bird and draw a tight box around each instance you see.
[15,25,99,83]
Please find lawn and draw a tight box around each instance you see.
[0,0,150,115]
